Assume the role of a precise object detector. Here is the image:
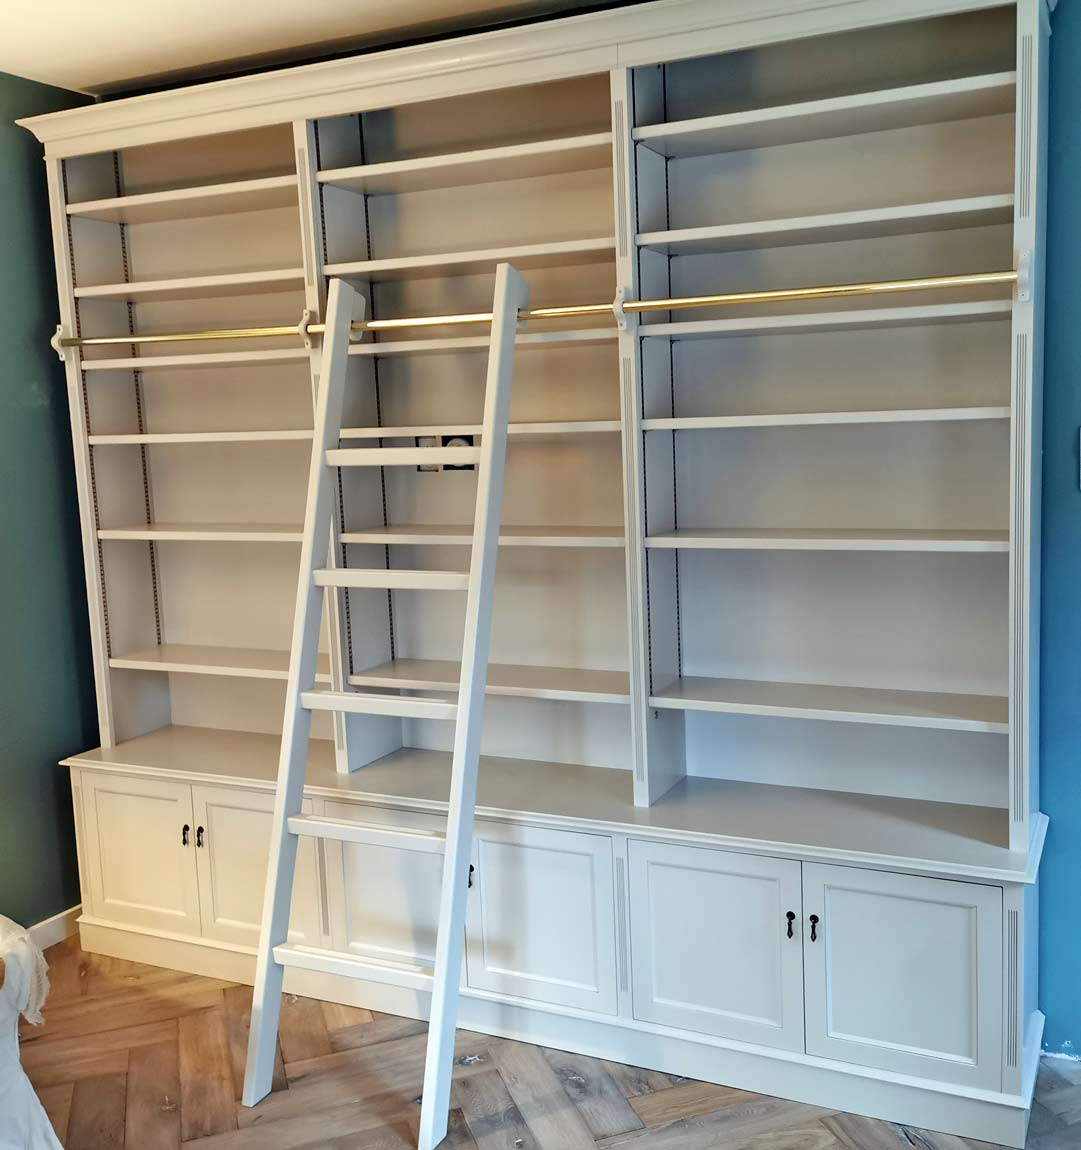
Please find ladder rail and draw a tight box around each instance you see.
[242,277,361,1107]
[417,263,530,1150]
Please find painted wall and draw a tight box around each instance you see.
[1040,0,1081,1058]
[0,72,97,928]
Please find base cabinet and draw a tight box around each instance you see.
[802,862,1003,1090]
[628,839,805,1050]
[193,785,321,948]
[78,773,321,948]
[80,773,202,936]
[465,822,619,1015]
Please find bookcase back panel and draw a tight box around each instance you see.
[666,319,1011,418]
[407,697,632,770]
[373,344,620,425]
[168,675,333,739]
[146,442,309,525]
[136,366,315,433]
[154,544,315,651]
[380,547,629,671]
[357,75,612,163]
[660,115,1014,234]
[665,226,1013,321]
[677,550,1007,696]
[683,711,1008,808]
[124,206,302,280]
[672,421,1009,532]
[645,9,1015,125]
[373,437,625,529]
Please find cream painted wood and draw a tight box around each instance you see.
[322,802,446,967]
[627,839,804,1051]
[191,785,321,948]
[80,773,201,935]
[464,821,619,1015]
[802,863,1003,1090]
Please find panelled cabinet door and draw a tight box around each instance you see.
[80,773,201,935]
[323,802,446,967]
[465,822,618,1015]
[191,786,321,948]
[802,863,1002,1089]
[628,840,804,1050]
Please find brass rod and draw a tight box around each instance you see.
[59,270,1017,349]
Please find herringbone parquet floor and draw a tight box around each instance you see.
[17,938,1080,1149]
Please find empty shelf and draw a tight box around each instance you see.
[109,643,330,682]
[81,348,310,372]
[645,528,1010,552]
[62,725,1036,882]
[637,195,1014,256]
[634,73,1016,158]
[341,524,625,548]
[350,658,630,704]
[65,174,298,224]
[640,301,1013,340]
[98,522,303,542]
[325,237,615,282]
[650,676,1007,733]
[319,132,612,195]
[89,429,312,445]
[348,328,616,357]
[340,420,621,439]
[74,268,306,302]
[641,408,1010,431]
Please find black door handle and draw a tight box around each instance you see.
[181,824,190,846]
[786,911,796,939]
[196,826,205,848]
[809,914,820,942]
[467,864,475,889]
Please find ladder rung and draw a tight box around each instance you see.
[314,568,470,591]
[327,447,481,467]
[274,943,435,991]
[287,814,447,853]
[301,688,458,720]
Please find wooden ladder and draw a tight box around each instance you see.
[242,264,529,1150]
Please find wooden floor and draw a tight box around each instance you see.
[17,938,1079,1150]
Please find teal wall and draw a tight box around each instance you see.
[1040,1,1081,1058]
[0,73,97,927]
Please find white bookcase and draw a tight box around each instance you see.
[22,1,1049,1144]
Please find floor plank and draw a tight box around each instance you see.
[455,1068,540,1150]
[65,1071,127,1150]
[601,1061,678,1100]
[327,1009,428,1053]
[277,993,332,1063]
[320,1000,374,1033]
[598,1098,836,1149]
[543,1047,645,1138]
[22,1017,177,1087]
[126,1039,182,1150]
[35,1082,74,1144]
[629,1081,760,1127]
[179,1006,238,1140]
[222,983,287,1099]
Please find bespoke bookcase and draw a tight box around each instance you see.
[22,1,1049,1144]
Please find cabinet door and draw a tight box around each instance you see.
[628,840,804,1050]
[191,786,321,949]
[81,773,201,936]
[323,802,445,967]
[803,863,1002,1089]
[465,822,618,1014]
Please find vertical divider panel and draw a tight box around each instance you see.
[610,67,684,806]
[45,156,116,745]
[294,120,353,772]
[1007,0,1049,851]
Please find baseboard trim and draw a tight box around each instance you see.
[30,905,81,950]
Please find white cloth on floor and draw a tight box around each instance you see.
[0,916,61,1150]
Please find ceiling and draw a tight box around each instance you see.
[1,0,603,96]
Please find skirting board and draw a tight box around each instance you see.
[77,918,1036,1148]
[30,905,81,951]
